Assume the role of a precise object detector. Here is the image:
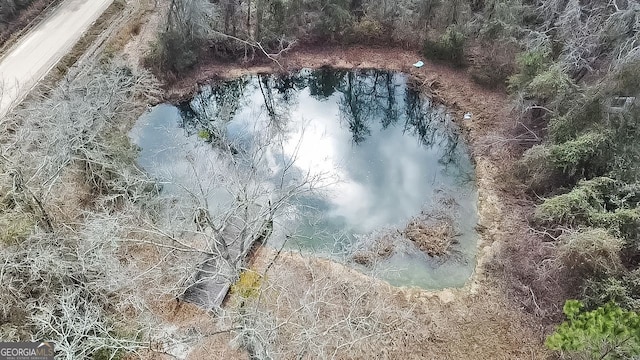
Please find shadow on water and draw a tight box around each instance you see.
[132,68,478,289]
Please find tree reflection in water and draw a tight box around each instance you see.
[176,68,465,169]
[141,67,477,289]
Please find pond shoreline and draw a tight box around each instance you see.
[157,45,520,293]
[127,42,549,356]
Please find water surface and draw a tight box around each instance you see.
[131,68,478,289]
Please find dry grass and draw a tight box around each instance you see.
[242,246,550,359]
[404,218,456,257]
[104,0,157,58]
[351,234,395,266]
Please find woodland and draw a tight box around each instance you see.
[0,0,639,358]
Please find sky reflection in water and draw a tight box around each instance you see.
[131,68,478,289]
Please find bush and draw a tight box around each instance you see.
[556,228,624,277]
[423,26,466,67]
[516,144,562,193]
[547,131,611,178]
[535,177,640,240]
[313,0,352,41]
[468,41,517,89]
[548,96,604,144]
[517,131,611,193]
[156,30,200,73]
[546,300,640,359]
[348,17,386,44]
[526,65,574,102]
[583,269,640,312]
[612,59,640,95]
[507,49,550,92]
[231,270,263,300]
[469,63,512,89]
[0,211,34,245]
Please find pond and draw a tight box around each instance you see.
[130,68,478,289]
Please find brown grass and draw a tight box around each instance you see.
[351,234,395,266]
[405,218,456,257]
[104,3,152,58]
[245,246,551,359]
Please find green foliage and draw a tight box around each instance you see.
[423,26,466,67]
[0,211,34,245]
[507,49,550,92]
[535,177,618,225]
[231,270,263,300]
[0,175,35,245]
[556,228,624,276]
[526,65,574,102]
[314,0,352,40]
[535,177,640,240]
[517,144,563,193]
[348,17,386,44]
[583,270,640,312]
[546,300,640,359]
[197,129,212,141]
[517,131,610,192]
[93,348,125,360]
[547,131,610,177]
[548,96,604,144]
[156,30,199,73]
[612,60,640,96]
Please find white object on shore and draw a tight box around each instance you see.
[413,61,425,68]
[463,112,473,121]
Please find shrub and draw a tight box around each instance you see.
[612,59,640,95]
[423,26,466,67]
[313,0,352,41]
[548,96,604,144]
[507,49,550,92]
[231,270,263,300]
[583,270,640,312]
[526,65,574,102]
[534,177,618,225]
[0,211,34,245]
[547,131,610,178]
[516,144,562,193]
[546,300,640,359]
[556,228,624,277]
[157,30,200,73]
[348,17,385,44]
[535,177,640,240]
[469,63,512,89]
[590,208,640,240]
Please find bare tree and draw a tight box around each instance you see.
[128,109,327,310]
[0,60,162,357]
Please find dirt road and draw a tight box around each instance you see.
[0,0,113,118]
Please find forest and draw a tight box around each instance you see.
[0,0,639,358]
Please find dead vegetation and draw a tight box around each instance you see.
[0,0,564,354]
[0,0,59,51]
[351,233,394,266]
[236,246,550,359]
[404,217,457,257]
